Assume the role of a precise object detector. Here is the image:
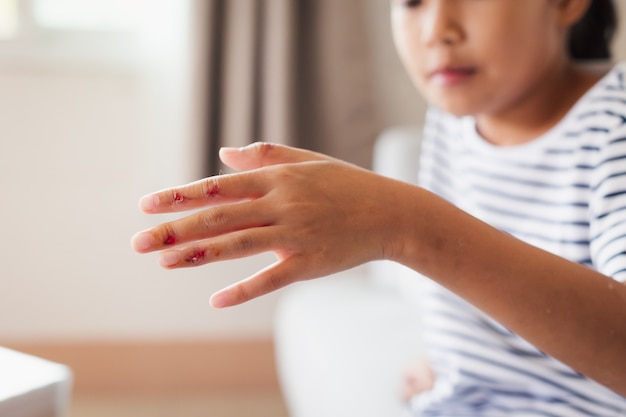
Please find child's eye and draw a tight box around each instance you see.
[403,0,423,8]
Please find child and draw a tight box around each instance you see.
[132,0,626,415]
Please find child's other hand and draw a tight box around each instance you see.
[131,142,411,308]
[402,359,435,403]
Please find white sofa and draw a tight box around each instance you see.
[273,127,426,417]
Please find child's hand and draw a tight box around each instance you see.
[401,359,435,403]
[131,143,411,308]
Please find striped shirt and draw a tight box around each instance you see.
[410,62,626,416]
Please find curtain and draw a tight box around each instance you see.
[204,0,297,175]
[203,0,392,176]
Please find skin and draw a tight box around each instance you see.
[132,0,626,397]
[391,0,601,145]
[390,0,603,397]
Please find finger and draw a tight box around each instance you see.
[219,142,332,172]
[138,170,269,214]
[157,227,278,269]
[209,255,308,308]
[131,199,271,253]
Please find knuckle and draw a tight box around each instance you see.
[233,233,256,253]
[161,222,178,245]
[251,142,276,164]
[231,284,251,305]
[184,247,209,264]
[170,188,185,205]
[200,208,228,230]
[264,272,285,293]
[201,177,221,198]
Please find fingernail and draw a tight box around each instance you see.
[131,232,154,252]
[139,194,159,212]
[159,251,182,267]
[218,147,238,157]
[210,292,229,309]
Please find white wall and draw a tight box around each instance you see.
[0,0,278,343]
[0,0,625,344]
[0,68,279,342]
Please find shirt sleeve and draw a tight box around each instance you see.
[589,123,626,282]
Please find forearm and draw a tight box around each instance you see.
[132,143,626,394]
[394,186,626,395]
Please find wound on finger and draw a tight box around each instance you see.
[173,191,185,204]
[207,184,220,198]
[162,223,178,246]
[185,250,206,264]
[201,177,221,199]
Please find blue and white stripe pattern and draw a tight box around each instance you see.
[410,63,626,416]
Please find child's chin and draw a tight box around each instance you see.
[416,84,482,117]
[435,100,477,118]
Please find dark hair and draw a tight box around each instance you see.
[568,0,617,60]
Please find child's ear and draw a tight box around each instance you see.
[551,0,592,28]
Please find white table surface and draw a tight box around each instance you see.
[0,347,72,417]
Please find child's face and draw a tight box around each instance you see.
[390,0,577,117]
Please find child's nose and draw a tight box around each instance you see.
[420,1,463,47]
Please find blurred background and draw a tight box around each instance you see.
[0,1,624,416]
[0,0,423,416]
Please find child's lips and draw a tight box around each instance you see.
[428,66,477,87]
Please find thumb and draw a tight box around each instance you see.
[219,142,331,171]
